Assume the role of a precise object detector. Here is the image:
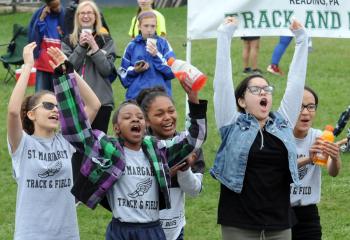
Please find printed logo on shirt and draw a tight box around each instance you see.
[298,165,308,180]
[123,166,156,176]
[128,178,153,198]
[297,153,309,180]
[24,149,72,189]
[38,161,62,178]
[160,215,182,229]
[28,149,69,161]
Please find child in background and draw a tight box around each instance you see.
[119,11,175,100]
[291,86,341,240]
[7,42,100,240]
[129,0,166,38]
[49,47,207,240]
[267,36,293,76]
[136,87,205,240]
[241,36,262,75]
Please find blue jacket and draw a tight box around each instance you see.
[28,5,65,72]
[210,112,300,193]
[119,35,175,100]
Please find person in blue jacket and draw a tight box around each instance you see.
[28,0,65,92]
[119,11,175,100]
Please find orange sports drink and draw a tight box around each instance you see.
[312,125,335,167]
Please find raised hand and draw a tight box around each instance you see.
[224,16,238,26]
[218,16,238,35]
[290,18,303,31]
[22,42,36,67]
[47,47,68,69]
[176,72,199,104]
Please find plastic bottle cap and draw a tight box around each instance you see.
[167,57,175,66]
[325,125,334,132]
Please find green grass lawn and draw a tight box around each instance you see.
[1,6,350,240]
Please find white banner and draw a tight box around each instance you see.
[187,0,350,39]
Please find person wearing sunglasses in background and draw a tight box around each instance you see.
[290,86,341,240]
[7,42,100,240]
[210,17,309,239]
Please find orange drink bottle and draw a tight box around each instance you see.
[312,125,335,167]
[167,57,207,91]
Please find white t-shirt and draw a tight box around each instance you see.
[290,128,323,207]
[107,147,159,223]
[160,188,185,240]
[8,131,79,240]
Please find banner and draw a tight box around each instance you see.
[187,0,350,39]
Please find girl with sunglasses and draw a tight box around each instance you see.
[210,17,309,239]
[48,47,207,239]
[291,86,341,240]
[7,42,100,240]
[136,87,205,240]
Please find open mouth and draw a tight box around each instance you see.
[162,122,174,130]
[260,98,268,107]
[48,115,59,120]
[131,125,141,133]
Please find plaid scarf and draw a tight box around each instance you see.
[53,62,207,209]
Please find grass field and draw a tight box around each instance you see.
[0,6,350,240]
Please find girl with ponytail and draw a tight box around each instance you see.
[7,42,100,240]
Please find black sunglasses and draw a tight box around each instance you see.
[30,102,58,111]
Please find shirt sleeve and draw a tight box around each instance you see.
[158,100,207,167]
[213,23,239,129]
[7,131,28,180]
[277,28,308,128]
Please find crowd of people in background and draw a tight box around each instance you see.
[6,0,344,240]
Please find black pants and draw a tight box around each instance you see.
[292,204,322,240]
[106,218,166,240]
[71,106,113,211]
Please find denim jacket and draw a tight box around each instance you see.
[210,112,299,193]
[210,23,308,193]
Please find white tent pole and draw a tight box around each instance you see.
[185,38,192,116]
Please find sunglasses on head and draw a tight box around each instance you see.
[30,102,58,111]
